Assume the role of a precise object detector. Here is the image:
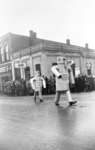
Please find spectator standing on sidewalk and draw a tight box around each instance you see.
[51,56,77,106]
[30,71,46,103]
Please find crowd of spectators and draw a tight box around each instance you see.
[1,74,95,96]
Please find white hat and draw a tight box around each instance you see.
[57,56,67,64]
[67,60,74,64]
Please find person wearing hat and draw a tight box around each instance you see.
[51,56,77,106]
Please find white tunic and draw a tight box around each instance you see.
[51,65,69,91]
[30,76,46,92]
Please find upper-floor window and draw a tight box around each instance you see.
[0,48,2,63]
[1,47,5,62]
[0,44,9,63]
[5,44,9,61]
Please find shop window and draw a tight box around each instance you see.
[25,67,30,80]
[75,66,80,77]
[35,64,41,74]
[2,76,10,82]
[87,69,91,76]
[15,68,21,80]
[86,62,92,76]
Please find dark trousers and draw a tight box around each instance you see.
[55,90,73,104]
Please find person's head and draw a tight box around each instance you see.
[35,71,40,77]
[57,56,67,66]
[52,63,57,66]
[67,60,74,65]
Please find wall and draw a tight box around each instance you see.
[32,52,42,76]
[45,52,81,77]
[11,34,30,53]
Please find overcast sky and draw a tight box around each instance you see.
[0,0,95,49]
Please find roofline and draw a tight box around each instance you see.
[37,38,95,51]
[0,32,29,40]
[0,32,95,51]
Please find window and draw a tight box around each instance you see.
[5,44,9,61]
[1,47,5,62]
[86,62,92,76]
[87,69,91,76]
[15,68,21,80]
[35,64,41,74]
[0,48,2,63]
[25,67,30,80]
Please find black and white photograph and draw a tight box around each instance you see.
[0,0,95,149]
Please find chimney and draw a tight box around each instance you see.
[85,43,89,49]
[29,30,36,40]
[66,39,70,45]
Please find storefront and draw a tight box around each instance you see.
[13,55,32,81]
[0,63,12,92]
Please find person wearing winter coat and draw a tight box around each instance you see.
[30,71,46,102]
[51,56,77,106]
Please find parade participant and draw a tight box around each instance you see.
[51,56,77,106]
[30,71,46,102]
[67,59,75,86]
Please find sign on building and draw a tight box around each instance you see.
[0,65,11,73]
[14,61,26,68]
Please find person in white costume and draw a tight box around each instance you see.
[51,56,77,106]
[30,71,46,102]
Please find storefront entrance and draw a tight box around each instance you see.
[15,68,21,80]
[25,66,30,80]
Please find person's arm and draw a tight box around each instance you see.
[30,77,36,90]
[51,65,62,78]
[41,77,46,88]
[69,68,75,84]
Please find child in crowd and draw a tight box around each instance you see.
[30,71,46,102]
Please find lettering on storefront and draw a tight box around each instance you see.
[0,66,11,73]
[14,62,26,68]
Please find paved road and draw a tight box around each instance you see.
[0,92,95,150]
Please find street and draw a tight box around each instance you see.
[0,92,95,150]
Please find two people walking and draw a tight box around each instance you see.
[30,56,77,106]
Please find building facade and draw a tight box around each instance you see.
[0,30,95,92]
[12,38,95,80]
[0,31,34,91]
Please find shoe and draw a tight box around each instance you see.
[55,102,59,106]
[40,99,43,102]
[69,101,77,106]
